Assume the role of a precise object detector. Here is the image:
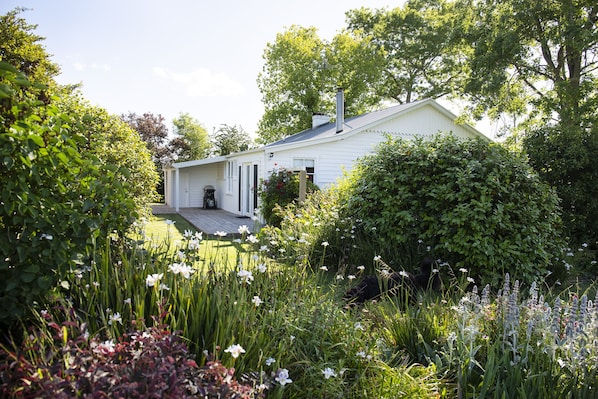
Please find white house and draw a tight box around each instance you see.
[164,92,489,216]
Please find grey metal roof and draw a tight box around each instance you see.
[265,100,424,148]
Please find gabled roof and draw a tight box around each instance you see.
[172,155,227,169]
[265,99,488,151]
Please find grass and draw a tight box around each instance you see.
[142,214,242,271]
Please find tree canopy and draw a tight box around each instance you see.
[210,124,253,156]
[0,8,59,86]
[257,25,383,143]
[345,0,467,104]
[170,113,211,162]
[458,0,598,132]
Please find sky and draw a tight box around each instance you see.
[1,0,412,137]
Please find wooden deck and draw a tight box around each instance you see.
[151,205,259,236]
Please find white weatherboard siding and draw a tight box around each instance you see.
[265,103,480,189]
[176,162,224,209]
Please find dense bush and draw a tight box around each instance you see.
[523,125,598,248]
[0,63,138,327]
[258,167,318,226]
[344,135,564,285]
[57,94,159,218]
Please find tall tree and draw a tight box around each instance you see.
[257,25,383,143]
[457,0,598,131]
[345,0,466,104]
[0,8,59,86]
[170,113,210,162]
[456,0,598,245]
[122,112,171,197]
[122,112,171,165]
[210,124,253,156]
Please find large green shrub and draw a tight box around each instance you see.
[57,94,159,219]
[0,63,137,327]
[344,135,563,285]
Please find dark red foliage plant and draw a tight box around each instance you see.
[0,307,264,398]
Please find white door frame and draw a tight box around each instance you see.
[240,163,257,217]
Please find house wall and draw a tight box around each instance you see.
[221,151,266,216]
[266,104,477,188]
[173,162,225,209]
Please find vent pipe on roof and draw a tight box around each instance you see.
[336,88,344,133]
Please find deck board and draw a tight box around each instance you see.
[152,205,258,236]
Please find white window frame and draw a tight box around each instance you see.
[226,160,236,194]
[292,158,315,182]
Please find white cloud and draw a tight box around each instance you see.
[152,67,244,97]
[72,62,111,72]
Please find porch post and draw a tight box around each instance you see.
[175,168,180,212]
[298,168,307,203]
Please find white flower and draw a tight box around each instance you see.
[40,233,53,240]
[265,357,276,366]
[252,295,263,306]
[93,340,115,355]
[322,367,337,379]
[321,241,329,247]
[238,225,250,235]
[354,322,364,331]
[169,262,195,279]
[224,344,246,358]
[320,266,329,271]
[357,265,365,271]
[374,255,382,262]
[188,238,201,251]
[467,277,475,283]
[165,219,175,226]
[257,263,267,273]
[237,269,254,284]
[459,268,468,273]
[159,283,170,291]
[215,231,228,237]
[336,274,344,280]
[146,273,163,287]
[124,298,132,305]
[247,235,259,244]
[356,350,367,358]
[108,312,122,325]
[275,368,292,385]
[399,270,410,277]
[183,229,194,238]
[348,274,356,280]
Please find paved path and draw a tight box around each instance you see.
[151,205,259,236]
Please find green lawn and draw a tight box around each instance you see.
[143,214,243,271]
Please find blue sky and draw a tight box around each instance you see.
[1,0,406,137]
